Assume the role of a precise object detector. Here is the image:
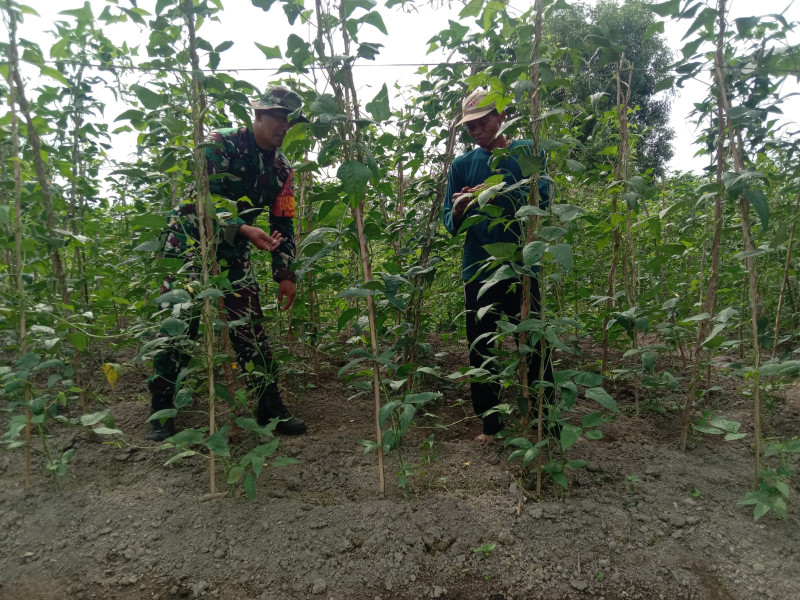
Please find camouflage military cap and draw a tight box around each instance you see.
[251,86,309,122]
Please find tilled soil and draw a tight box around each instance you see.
[1,339,798,600]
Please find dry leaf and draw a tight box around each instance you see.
[102,363,120,388]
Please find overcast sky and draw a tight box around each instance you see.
[7,0,800,175]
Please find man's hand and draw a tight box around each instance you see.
[451,186,471,230]
[239,225,283,252]
[277,279,296,312]
[452,185,490,230]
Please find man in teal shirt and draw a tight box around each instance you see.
[443,88,554,443]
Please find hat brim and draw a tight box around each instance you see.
[455,108,494,127]
[249,101,310,123]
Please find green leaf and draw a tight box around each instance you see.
[282,122,309,150]
[59,4,94,23]
[361,11,388,34]
[357,41,382,60]
[399,404,415,434]
[564,159,586,175]
[574,372,603,387]
[67,332,88,352]
[537,226,566,242]
[205,432,230,457]
[227,465,244,484]
[553,204,586,222]
[79,410,109,427]
[337,160,371,204]
[560,423,582,451]
[547,243,573,271]
[523,446,540,468]
[272,457,300,467]
[581,412,610,428]
[130,84,164,110]
[164,450,196,465]
[365,83,390,121]
[459,0,484,18]
[197,288,224,300]
[39,65,69,85]
[585,387,620,413]
[515,205,548,218]
[336,287,373,298]
[148,409,177,423]
[243,473,256,500]
[523,241,547,267]
[166,428,204,445]
[93,427,123,435]
[379,400,401,427]
[254,42,281,59]
[16,352,41,370]
[337,307,360,330]
[653,76,675,94]
[743,189,769,230]
[552,470,568,489]
[131,214,167,229]
[648,0,680,18]
[518,154,542,177]
[565,459,590,470]
[310,93,340,116]
[483,242,518,260]
[155,289,192,305]
[134,239,162,252]
[160,317,188,337]
[585,430,603,440]
[404,392,440,404]
[644,21,664,40]
[476,265,516,299]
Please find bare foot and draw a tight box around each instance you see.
[474,433,495,444]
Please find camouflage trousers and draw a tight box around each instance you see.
[147,206,279,412]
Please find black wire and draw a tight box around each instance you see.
[0,57,796,76]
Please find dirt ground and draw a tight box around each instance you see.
[1,338,798,600]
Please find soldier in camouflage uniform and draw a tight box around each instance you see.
[146,86,308,441]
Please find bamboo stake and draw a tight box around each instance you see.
[517,0,544,496]
[6,8,30,490]
[304,169,320,381]
[712,0,761,487]
[404,120,458,375]
[68,64,89,414]
[679,91,726,451]
[331,0,384,494]
[771,188,800,359]
[184,2,217,494]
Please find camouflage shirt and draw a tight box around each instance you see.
[207,126,297,282]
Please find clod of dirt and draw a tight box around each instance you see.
[191,580,208,596]
[570,578,589,591]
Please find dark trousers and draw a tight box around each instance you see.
[464,276,555,435]
[147,206,279,412]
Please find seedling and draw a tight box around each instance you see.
[473,543,496,559]
[625,474,641,492]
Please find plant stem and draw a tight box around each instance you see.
[184,1,217,494]
[772,188,800,358]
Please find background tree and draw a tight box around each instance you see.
[547,0,675,176]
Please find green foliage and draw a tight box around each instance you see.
[1,0,798,519]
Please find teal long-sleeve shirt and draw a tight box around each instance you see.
[442,140,550,282]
